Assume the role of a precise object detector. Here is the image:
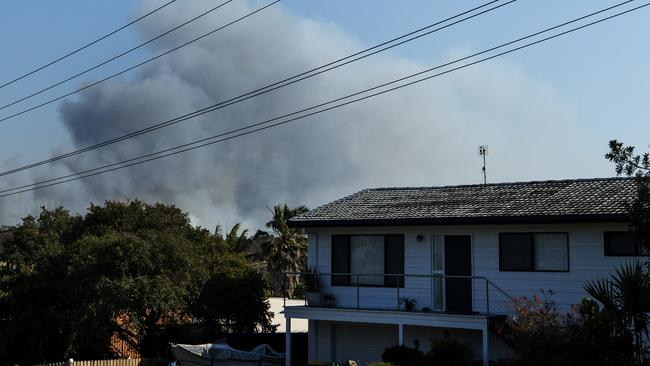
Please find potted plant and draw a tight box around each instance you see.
[399,297,418,311]
[323,293,336,308]
[304,267,321,307]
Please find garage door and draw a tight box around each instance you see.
[333,323,398,365]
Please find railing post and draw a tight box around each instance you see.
[485,279,490,315]
[356,275,360,310]
[397,275,401,311]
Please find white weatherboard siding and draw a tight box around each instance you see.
[308,321,398,364]
[308,222,637,313]
[294,222,641,364]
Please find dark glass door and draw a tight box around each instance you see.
[444,235,472,313]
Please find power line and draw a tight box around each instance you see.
[0,0,234,112]
[0,0,280,124]
[0,0,514,178]
[0,0,177,90]
[1,1,647,198]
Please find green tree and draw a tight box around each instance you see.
[606,140,650,251]
[0,200,273,363]
[191,254,275,334]
[263,204,308,297]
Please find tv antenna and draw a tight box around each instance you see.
[478,145,488,185]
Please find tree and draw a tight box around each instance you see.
[191,254,275,334]
[584,262,650,364]
[0,200,274,363]
[606,140,650,251]
[263,204,309,297]
[216,223,252,254]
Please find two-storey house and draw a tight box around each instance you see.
[281,177,642,365]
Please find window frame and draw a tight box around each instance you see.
[499,232,570,273]
[330,234,405,288]
[603,231,647,257]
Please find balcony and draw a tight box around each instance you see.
[281,272,513,317]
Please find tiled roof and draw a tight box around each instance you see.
[289,178,637,227]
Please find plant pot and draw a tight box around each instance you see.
[306,292,321,307]
[324,298,335,308]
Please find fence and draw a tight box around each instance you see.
[31,358,166,366]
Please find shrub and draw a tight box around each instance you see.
[381,344,423,366]
[382,336,475,366]
[499,290,641,366]
[499,289,565,366]
[563,298,636,366]
[424,336,475,366]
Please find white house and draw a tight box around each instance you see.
[282,177,643,366]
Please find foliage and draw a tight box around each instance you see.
[423,336,475,366]
[191,255,276,333]
[499,288,640,366]
[606,140,650,253]
[381,344,423,366]
[584,261,650,364]
[399,297,417,311]
[216,223,252,254]
[499,289,565,366]
[262,204,309,297]
[0,200,274,363]
[381,337,474,366]
[563,298,636,366]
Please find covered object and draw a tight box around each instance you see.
[171,343,284,366]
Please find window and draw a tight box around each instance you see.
[499,232,569,272]
[331,234,404,287]
[604,231,646,256]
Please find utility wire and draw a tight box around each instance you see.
[0,0,177,90]
[0,0,234,112]
[0,0,513,177]
[1,1,647,198]
[0,0,279,124]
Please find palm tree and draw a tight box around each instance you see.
[214,223,252,254]
[584,261,650,363]
[263,204,309,298]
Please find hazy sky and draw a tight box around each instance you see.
[0,0,648,229]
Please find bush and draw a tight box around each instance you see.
[424,337,475,366]
[382,336,475,366]
[499,290,640,366]
[498,290,565,366]
[382,344,423,366]
[563,298,636,366]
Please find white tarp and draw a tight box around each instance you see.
[171,343,284,366]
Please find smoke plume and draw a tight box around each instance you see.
[0,1,586,229]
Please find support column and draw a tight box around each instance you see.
[308,320,317,362]
[482,324,489,366]
[286,317,292,366]
[398,323,404,345]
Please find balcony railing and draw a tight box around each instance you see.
[282,272,513,316]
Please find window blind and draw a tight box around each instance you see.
[351,235,385,286]
[534,233,568,271]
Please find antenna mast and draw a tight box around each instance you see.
[479,145,488,185]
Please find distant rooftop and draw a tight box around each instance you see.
[288,177,637,227]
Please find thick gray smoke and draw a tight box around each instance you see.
[0,1,588,229]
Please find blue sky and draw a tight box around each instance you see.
[0,0,649,226]
[1,0,648,171]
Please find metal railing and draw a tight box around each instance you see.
[283,272,513,316]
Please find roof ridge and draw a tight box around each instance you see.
[366,176,633,191]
